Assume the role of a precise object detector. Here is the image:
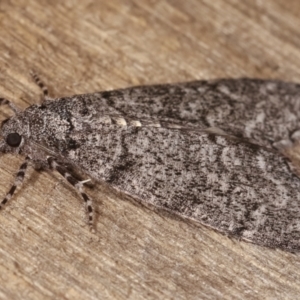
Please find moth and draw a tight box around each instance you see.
[1,74,300,252]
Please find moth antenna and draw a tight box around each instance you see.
[0,156,30,210]
[30,71,49,101]
[47,157,95,232]
[0,98,20,114]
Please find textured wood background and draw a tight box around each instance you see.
[0,0,300,299]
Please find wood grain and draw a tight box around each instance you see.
[0,0,300,299]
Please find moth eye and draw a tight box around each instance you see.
[6,133,22,147]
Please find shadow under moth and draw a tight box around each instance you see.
[1,75,300,252]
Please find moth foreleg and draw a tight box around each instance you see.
[47,157,94,231]
[30,71,49,101]
[0,98,20,114]
[0,157,30,209]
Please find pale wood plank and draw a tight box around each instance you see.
[0,0,300,299]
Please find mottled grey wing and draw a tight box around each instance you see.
[67,124,300,252]
[39,78,300,251]
[89,79,300,149]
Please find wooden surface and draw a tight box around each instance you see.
[0,0,300,299]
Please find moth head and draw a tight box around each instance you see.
[0,116,28,154]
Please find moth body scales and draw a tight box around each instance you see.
[1,76,300,252]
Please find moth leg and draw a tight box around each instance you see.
[47,157,94,231]
[0,97,20,114]
[30,71,50,102]
[0,157,30,209]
